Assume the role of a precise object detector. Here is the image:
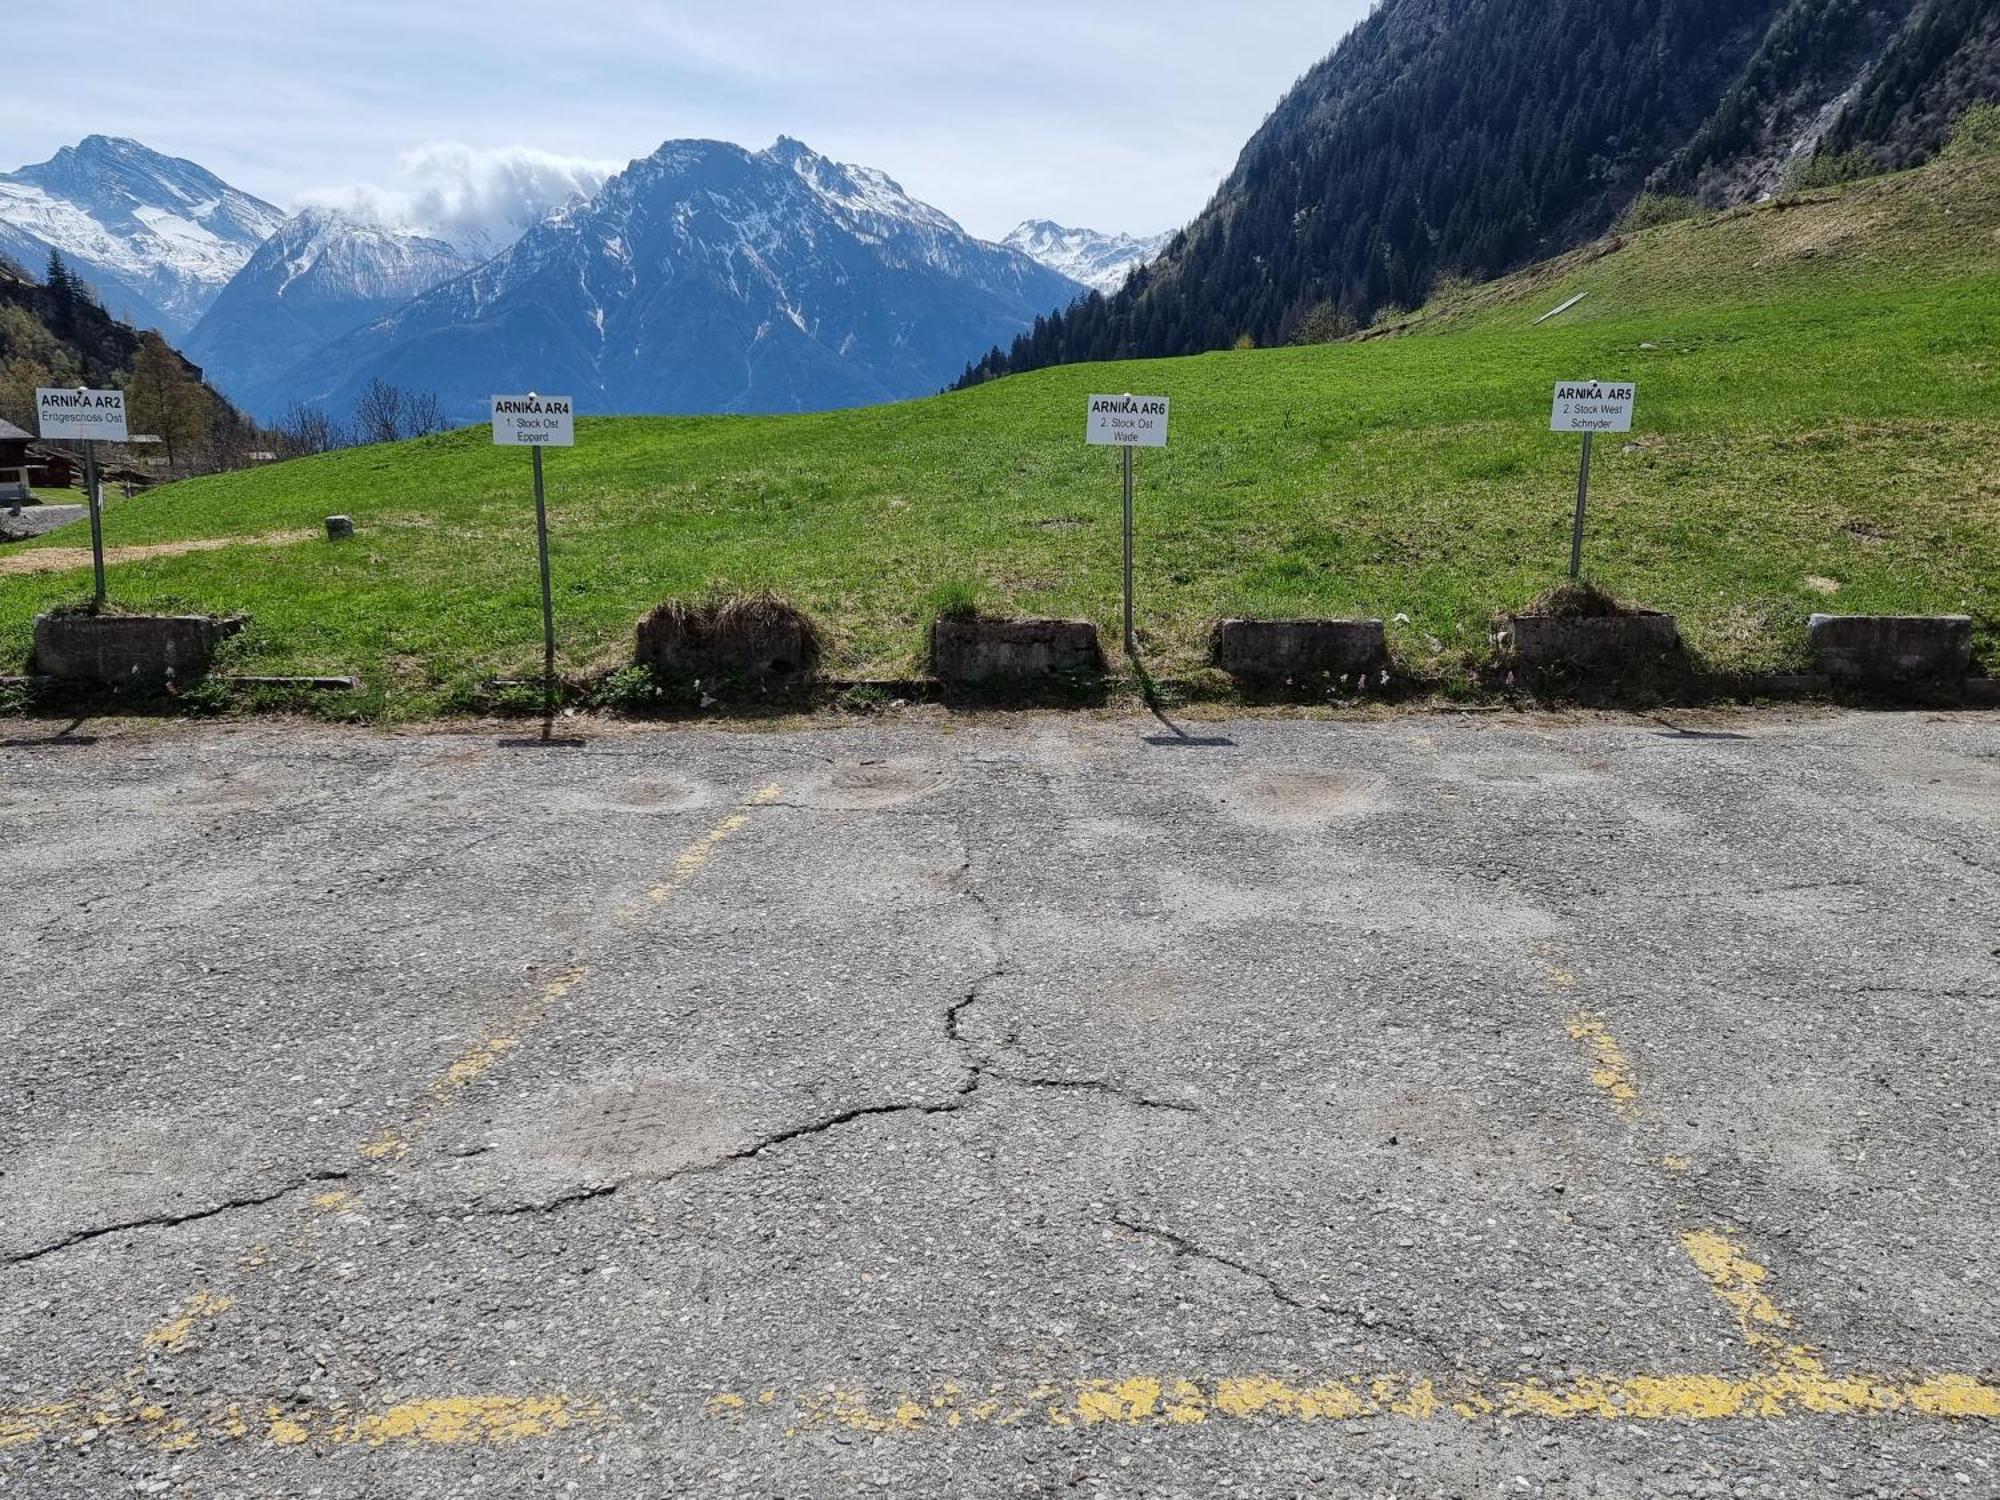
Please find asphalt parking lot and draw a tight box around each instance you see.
[1,707,1996,1498]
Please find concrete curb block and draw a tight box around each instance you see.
[31,614,244,685]
[1211,618,1388,680]
[1807,614,1973,685]
[1502,612,1680,669]
[930,616,1103,684]
[635,601,821,681]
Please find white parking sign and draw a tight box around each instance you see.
[491,394,574,447]
[37,388,128,442]
[1086,393,1170,449]
[1550,381,1635,434]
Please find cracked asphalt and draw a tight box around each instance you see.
[1,707,1996,1498]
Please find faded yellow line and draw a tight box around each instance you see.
[0,1394,603,1452]
[8,1368,1995,1454]
[141,1291,234,1352]
[1564,1011,1643,1121]
[1541,953,1830,1375]
[621,784,785,918]
[9,781,791,1462]
[1681,1229,1824,1372]
[363,786,782,1160]
[706,1369,2000,1434]
[358,965,589,1162]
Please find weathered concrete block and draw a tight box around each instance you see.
[930,616,1103,684]
[1807,614,1972,684]
[635,598,820,680]
[1504,612,1680,669]
[325,515,355,540]
[1212,618,1387,679]
[32,614,242,684]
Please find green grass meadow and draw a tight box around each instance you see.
[3,158,1995,718]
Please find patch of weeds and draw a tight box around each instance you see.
[637,593,823,678]
[592,664,675,714]
[954,666,1108,709]
[40,596,130,619]
[837,681,893,714]
[1229,663,1407,707]
[168,676,234,716]
[489,682,550,716]
[0,678,46,716]
[923,579,980,620]
[1517,579,1641,619]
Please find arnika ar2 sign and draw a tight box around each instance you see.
[36,387,128,442]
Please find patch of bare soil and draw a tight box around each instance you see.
[0,531,314,576]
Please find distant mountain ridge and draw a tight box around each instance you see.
[183,207,476,420]
[0,136,283,337]
[268,136,1085,422]
[960,0,2000,387]
[1003,221,1172,295]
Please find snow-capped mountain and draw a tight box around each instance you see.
[0,136,284,337]
[183,207,476,420]
[1003,221,1173,296]
[271,137,1085,422]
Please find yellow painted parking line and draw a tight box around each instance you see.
[1564,1012,1643,1121]
[362,784,784,1161]
[358,965,589,1162]
[706,1369,2000,1434]
[8,1366,1994,1455]
[0,1394,603,1453]
[620,783,784,918]
[141,1291,234,1352]
[1542,954,1834,1375]
[1681,1229,1824,1373]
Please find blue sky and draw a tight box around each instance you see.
[7,1,1372,241]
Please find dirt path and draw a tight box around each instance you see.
[0,530,314,576]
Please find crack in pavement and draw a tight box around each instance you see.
[942,804,1199,1117]
[5,1171,353,1267]
[1114,1215,1319,1312]
[1112,1216,1461,1366]
[976,1070,1200,1114]
[466,1100,970,1217]
[465,801,1194,1219]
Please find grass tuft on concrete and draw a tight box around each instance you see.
[1518,580,1645,620]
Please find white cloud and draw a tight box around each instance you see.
[299,143,618,256]
[4,1,1377,243]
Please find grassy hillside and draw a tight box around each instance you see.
[2,156,1996,718]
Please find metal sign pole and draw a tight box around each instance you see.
[1569,429,1594,582]
[84,439,106,607]
[1122,443,1136,654]
[532,444,556,727]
